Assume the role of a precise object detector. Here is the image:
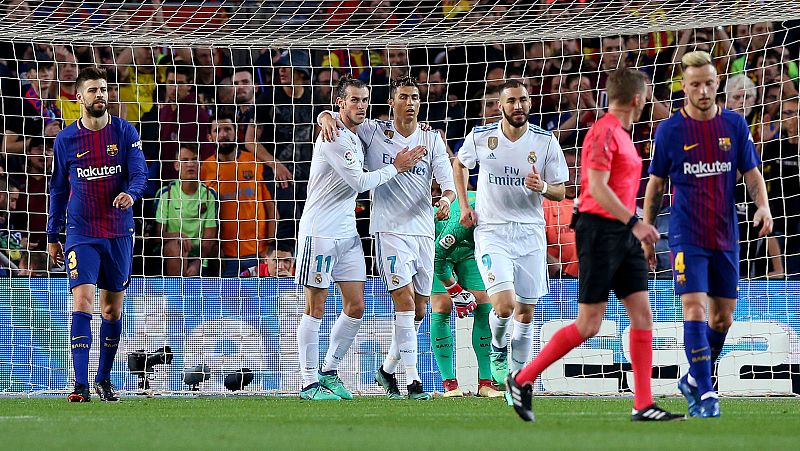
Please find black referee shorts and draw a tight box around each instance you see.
[576,213,649,303]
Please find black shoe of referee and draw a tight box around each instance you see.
[506,371,535,422]
[631,403,685,421]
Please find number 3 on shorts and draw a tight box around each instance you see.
[481,254,492,270]
[674,251,685,274]
[67,250,77,270]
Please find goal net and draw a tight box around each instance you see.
[1,0,799,396]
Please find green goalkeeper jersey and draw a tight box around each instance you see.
[433,191,477,282]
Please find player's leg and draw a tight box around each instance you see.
[509,248,548,377]
[319,236,368,400]
[430,290,459,396]
[92,235,133,402]
[405,237,434,400]
[673,245,716,416]
[64,240,102,403]
[295,235,340,400]
[476,249,515,387]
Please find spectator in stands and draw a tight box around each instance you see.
[155,143,218,277]
[216,77,235,109]
[762,97,800,277]
[16,250,48,277]
[105,71,127,120]
[732,22,799,83]
[365,46,411,118]
[156,65,213,180]
[2,52,59,157]
[724,74,758,122]
[239,241,296,277]
[321,47,383,79]
[248,49,313,245]
[0,177,22,275]
[475,85,501,126]
[312,67,340,112]
[116,46,159,124]
[543,73,601,148]
[232,68,257,144]
[418,67,467,150]
[201,113,276,277]
[543,149,579,278]
[13,137,49,250]
[193,47,218,104]
[54,46,80,125]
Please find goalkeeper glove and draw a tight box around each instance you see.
[446,282,477,318]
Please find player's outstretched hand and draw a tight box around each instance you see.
[524,166,544,192]
[319,113,340,142]
[632,221,659,245]
[460,206,477,228]
[753,206,774,237]
[48,242,64,267]
[392,146,425,173]
[642,242,657,271]
[452,290,477,319]
[113,192,134,210]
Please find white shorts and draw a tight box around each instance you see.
[374,232,434,296]
[295,235,366,288]
[474,223,549,303]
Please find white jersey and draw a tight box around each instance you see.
[359,119,456,238]
[298,127,398,238]
[458,121,568,226]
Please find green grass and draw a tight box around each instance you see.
[0,397,797,450]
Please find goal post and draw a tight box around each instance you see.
[0,1,799,396]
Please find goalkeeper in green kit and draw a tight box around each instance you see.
[431,190,504,398]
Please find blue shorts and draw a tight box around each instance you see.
[671,244,738,299]
[65,234,133,292]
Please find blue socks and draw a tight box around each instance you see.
[96,318,122,383]
[706,325,728,363]
[70,312,92,387]
[684,320,714,397]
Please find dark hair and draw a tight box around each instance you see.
[268,239,295,255]
[178,142,199,157]
[213,111,236,124]
[390,75,419,99]
[335,74,368,100]
[75,66,107,91]
[234,67,253,77]
[606,68,647,105]
[165,65,194,82]
[500,79,526,93]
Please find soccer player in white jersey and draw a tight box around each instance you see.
[296,75,425,400]
[453,80,569,403]
[319,76,456,399]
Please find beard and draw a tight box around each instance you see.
[690,96,714,112]
[85,101,107,118]
[502,108,528,128]
[217,141,237,155]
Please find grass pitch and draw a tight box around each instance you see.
[0,396,797,450]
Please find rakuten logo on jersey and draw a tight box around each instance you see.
[77,164,123,180]
[683,161,732,178]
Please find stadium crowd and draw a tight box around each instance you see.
[0,9,799,278]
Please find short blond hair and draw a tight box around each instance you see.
[681,51,713,71]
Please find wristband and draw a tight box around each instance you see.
[540,181,548,195]
[626,215,639,229]
[439,196,451,206]
[445,282,462,296]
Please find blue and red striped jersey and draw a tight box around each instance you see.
[649,108,760,252]
[47,115,148,241]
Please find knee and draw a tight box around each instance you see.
[181,239,193,256]
[576,320,602,339]
[431,295,453,314]
[343,301,365,319]
[392,290,415,312]
[513,303,535,323]
[492,300,514,318]
[682,302,707,321]
[708,315,733,331]
[163,240,180,257]
[101,303,122,321]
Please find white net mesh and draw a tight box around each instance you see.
[0,1,799,396]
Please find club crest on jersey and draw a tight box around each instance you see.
[106,144,118,156]
[528,151,537,164]
[384,130,394,139]
[315,273,323,284]
[676,274,686,285]
[488,137,498,150]
[70,269,78,280]
[391,275,400,286]
[487,272,495,283]
[242,170,254,180]
[718,137,731,151]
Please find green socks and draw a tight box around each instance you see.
[472,303,493,380]
[430,312,455,380]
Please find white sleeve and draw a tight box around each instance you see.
[315,109,337,126]
[323,140,398,193]
[456,132,478,170]
[542,134,569,185]
[431,132,456,194]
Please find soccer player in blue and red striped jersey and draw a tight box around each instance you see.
[47,67,148,402]
[643,51,772,418]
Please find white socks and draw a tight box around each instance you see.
[297,314,321,387]
[510,320,534,372]
[382,317,422,375]
[321,312,362,373]
[394,311,420,382]
[489,309,511,349]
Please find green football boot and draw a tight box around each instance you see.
[490,345,509,390]
[407,380,432,400]
[318,371,353,400]
[299,382,341,400]
[374,365,404,400]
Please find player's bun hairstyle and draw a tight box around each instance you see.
[75,66,108,91]
[681,50,713,70]
[335,74,368,100]
[390,75,419,99]
[606,68,648,105]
